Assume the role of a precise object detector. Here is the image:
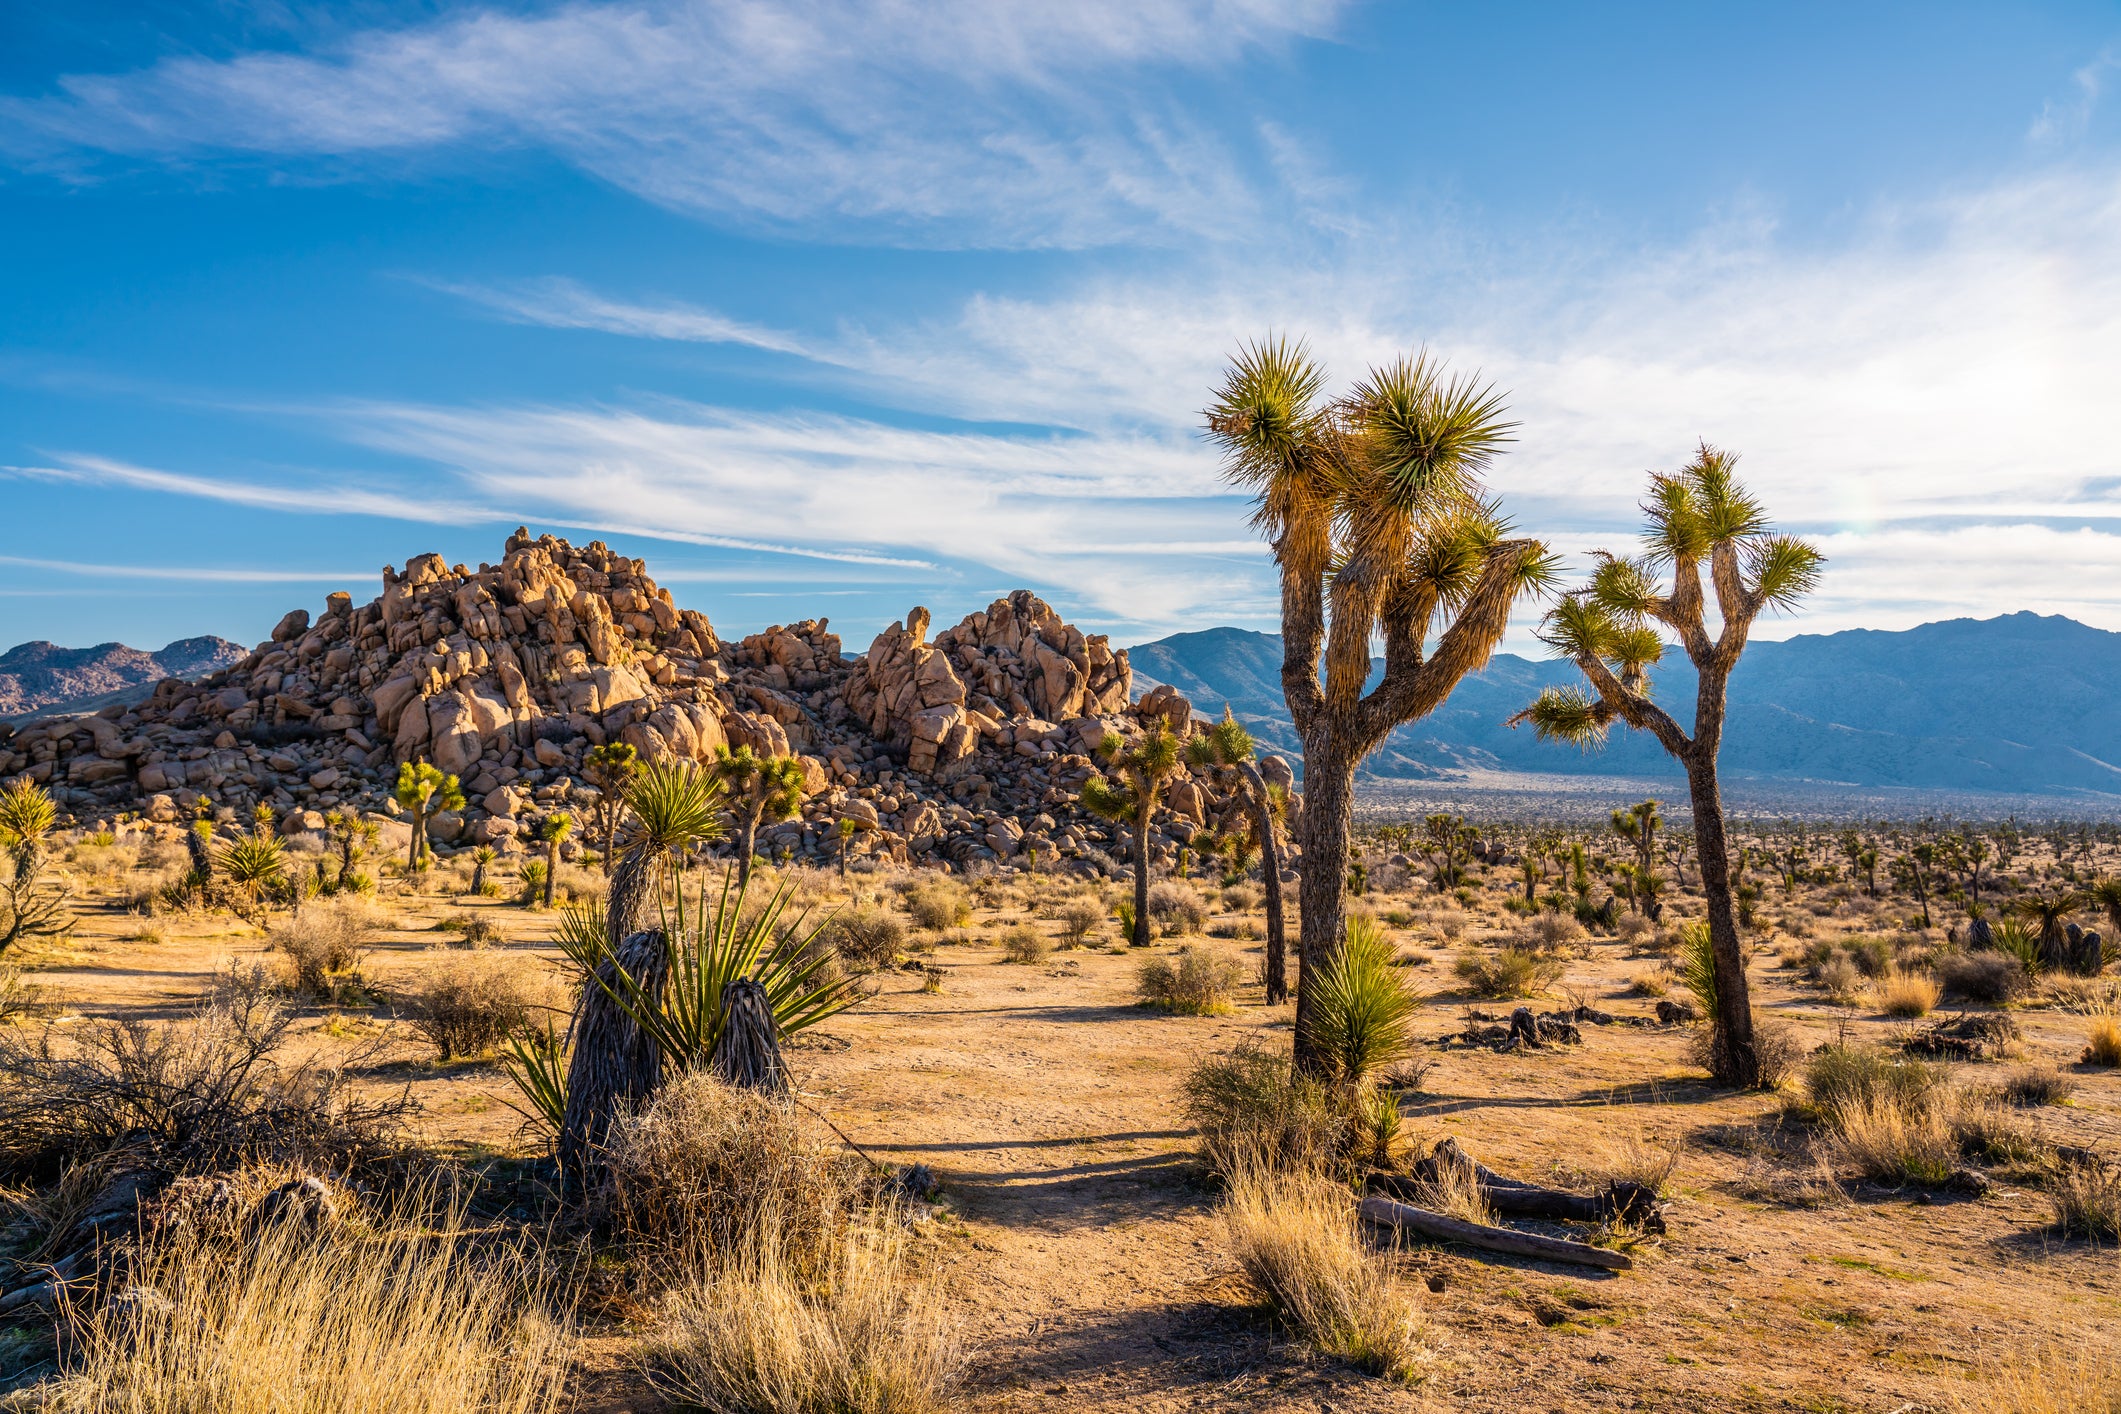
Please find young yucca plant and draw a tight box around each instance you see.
[217,833,289,927]
[1300,915,1422,1085]
[1678,920,1721,1028]
[500,1017,571,1143]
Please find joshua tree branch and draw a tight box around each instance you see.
[1275,526,1329,739]
[1575,652,1692,759]
[1361,540,1540,740]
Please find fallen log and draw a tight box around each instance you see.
[1379,1138,1666,1234]
[1358,1195,1633,1271]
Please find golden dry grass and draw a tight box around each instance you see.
[1873,965,1941,1018]
[1221,1164,1427,1382]
[1952,1346,2121,1413]
[25,1204,568,1413]
[2083,1013,2121,1068]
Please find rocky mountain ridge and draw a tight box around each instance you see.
[0,531,1268,878]
[0,637,246,718]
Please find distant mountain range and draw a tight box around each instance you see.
[1128,612,2121,798]
[0,638,247,719]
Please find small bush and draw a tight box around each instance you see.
[1221,885,1261,913]
[2084,1014,2121,1068]
[268,901,380,1002]
[434,913,501,948]
[1305,918,1422,1083]
[1829,1094,1959,1186]
[1181,1041,1347,1177]
[829,906,906,971]
[2003,1066,2077,1108]
[1146,881,1207,936]
[1939,949,2031,1004]
[1054,899,1104,946]
[999,925,1050,965]
[1624,973,1668,998]
[1137,946,1244,1015]
[2050,1159,2121,1242]
[1816,953,1864,1006]
[1613,913,1655,947]
[1453,945,1563,1000]
[1222,1164,1426,1381]
[1874,966,1940,1018]
[903,879,971,931]
[1805,1046,1940,1120]
[1523,913,1584,951]
[1841,935,1894,978]
[401,954,550,1060]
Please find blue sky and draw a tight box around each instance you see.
[3,1,2119,655]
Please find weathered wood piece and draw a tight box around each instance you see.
[1357,1195,1633,1271]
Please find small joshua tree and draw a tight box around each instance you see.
[582,741,641,876]
[834,816,861,878]
[1207,340,1556,1075]
[1081,728,1183,948]
[710,746,808,890]
[468,844,497,898]
[1186,711,1289,1002]
[0,778,71,952]
[539,813,571,908]
[1609,800,1662,917]
[1511,445,1822,1088]
[394,760,466,873]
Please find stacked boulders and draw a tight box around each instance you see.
[0,534,1298,879]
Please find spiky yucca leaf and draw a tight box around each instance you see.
[1510,686,1611,747]
[1300,915,1422,1084]
[498,1017,570,1141]
[1678,922,1721,1028]
[623,759,727,852]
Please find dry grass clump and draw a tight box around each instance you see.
[1407,1143,1493,1226]
[25,1198,568,1414]
[1623,973,1668,998]
[1180,1041,1347,1177]
[399,953,553,1060]
[1054,899,1104,947]
[1827,1093,1961,1186]
[829,906,906,971]
[1136,945,1244,1015]
[1521,913,1584,951]
[1585,1128,1685,1197]
[1815,953,1864,1006]
[1873,966,1941,1018]
[604,1071,871,1284]
[1452,945,1563,1000]
[2083,1012,2121,1068]
[1801,1045,2048,1184]
[1221,1163,1426,1382]
[998,925,1050,965]
[901,879,970,931]
[268,899,382,1001]
[645,1211,965,1414]
[1950,1347,2121,1413]
[2049,1159,2121,1243]
[0,998,406,1181]
[1146,881,1207,937]
[2003,1066,2078,1108]
[1939,949,2033,1004]
[1221,885,1261,913]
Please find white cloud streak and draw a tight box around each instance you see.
[3,0,1340,248]
[0,554,369,583]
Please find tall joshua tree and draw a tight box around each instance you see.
[1511,446,1822,1088]
[1207,340,1555,1075]
[394,761,465,873]
[538,812,572,909]
[582,742,641,876]
[1082,728,1184,948]
[1186,711,1289,1003]
[559,759,724,1183]
[710,745,809,889]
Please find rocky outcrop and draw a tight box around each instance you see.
[0,533,1293,880]
[0,637,246,718]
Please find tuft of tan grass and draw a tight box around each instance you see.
[1873,966,1941,1018]
[1827,1094,1958,1187]
[27,1198,569,1414]
[997,925,1050,965]
[1950,1346,2121,1413]
[1408,1145,1493,1227]
[1181,1041,1347,1178]
[1452,945,1563,1000]
[2050,1159,2121,1243]
[398,952,556,1060]
[1586,1129,1684,1198]
[2083,1013,2121,1068]
[645,1210,965,1414]
[1221,1164,1427,1382]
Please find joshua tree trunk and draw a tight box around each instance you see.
[557,926,669,1185]
[1236,760,1288,1005]
[1292,735,1354,1071]
[1684,751,1755,1083]
[1129,805,1153,946]
[407,805,425,872]
[543,840,560,908]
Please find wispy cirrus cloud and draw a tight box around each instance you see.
[0,554,370,583]
[2,0,1341,248]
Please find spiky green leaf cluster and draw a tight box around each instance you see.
[625,759,728,850]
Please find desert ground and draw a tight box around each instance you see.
[4,817,2121,1413]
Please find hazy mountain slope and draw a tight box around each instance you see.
[0,637,247,718]
[1129,613,2121,795]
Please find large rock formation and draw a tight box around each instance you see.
[0,637,245,718]
[0,532,1288,879]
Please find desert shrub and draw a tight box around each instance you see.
[0,999,407,1180]
[268,900,380,1001]
[2003,1066,2078,1108]
[645,1209,965,1414]
[1815,953,1864,1006]
[1146,881,1207,936]
[1221,1164,1426,1381]
[2050,1159,2121,1242]
[828,906,906,971]
[1805,1046,1941,1121]
[1452,945,1562,1000]
[1624,973,1668,998]
[1054,899,1103,947]
[1221,885,1261,913]
[1613,913,1655,948]
[902,879,970,931]
[1939,949,2031,1004]
[1181,1041,1347,1177]
[998,925,1050,965]
[1950,1348,2121,1414]
[1828,1093,1959,1185]
[605,1071,871,1285]
[2085,1014,2121,1067]
[1874,966,1941,1018]
[31,1198,569,1414]
[434,913,501,948]
[400,954,550,1060]
[1137,946,1244,1015]
[1304,916,1421,1083]
[1841,935,1894,978]
[1522,913,1584,951]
